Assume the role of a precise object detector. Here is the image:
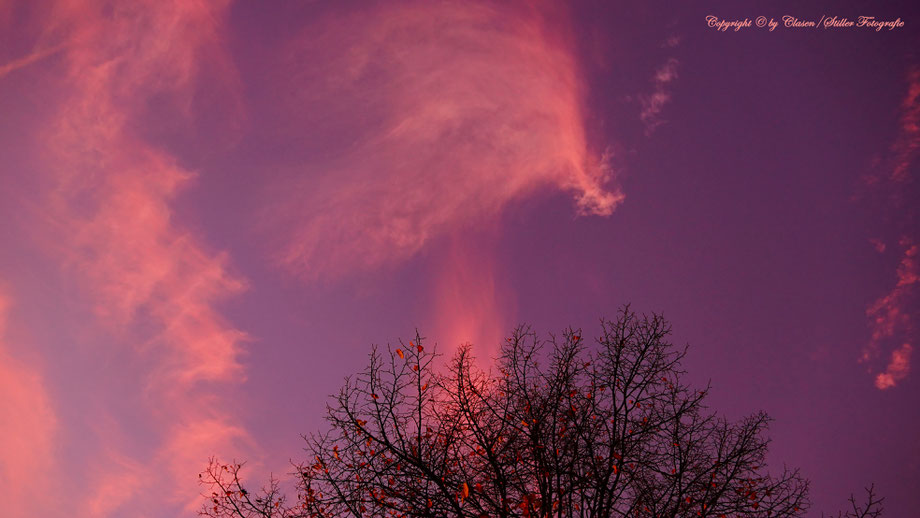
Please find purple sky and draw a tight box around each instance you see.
[0,1,918,516]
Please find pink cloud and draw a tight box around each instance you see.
[84,451,146,518]
[255,2,623,357]
[430,233,516,361]
[0,291,60,518]
[861,67,920,195]
[859,69,920,389]
[890,67,920,182]
[0,42,67,79]
[875,343,913,390]
[863,241,919,384]
[640,57,679,135]
[19,0,255,513]
[156,417,253,513]
[4,3,624,514]
[264,1,622,283]
[869,237,887,253]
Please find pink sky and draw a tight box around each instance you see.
[1,1,918,516]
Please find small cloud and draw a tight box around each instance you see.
[863,241,919,389]
[640,57,678,135]
[890,67,920,182]
[0,42,67,79]
[875,343,913,390]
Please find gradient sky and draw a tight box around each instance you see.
[1,1,918,516]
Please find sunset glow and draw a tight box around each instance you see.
[0,1,917,516]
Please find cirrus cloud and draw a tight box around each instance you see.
[25,0,255,513]
[263,1,622,282]
[861,68,920,390]
[0,291,60,518]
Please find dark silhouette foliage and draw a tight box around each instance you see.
[200,308,878,518]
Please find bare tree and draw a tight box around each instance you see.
[199,308,872,518]
[823,485,883,518]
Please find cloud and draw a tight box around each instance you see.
[0,291,60,518]
[264,1,622,282]
[860,67,920,196]
[662,35,681,48]
[29,0,253,513]
[869,237,887,253]
[157,417,252,513]
[3,3,626,515]
[640,57,678,135]
[430,232,515,358]
[861,67,920,389]
[84,451,146,518]
[890,67,920,182]
[863,242,919,364]
[875,343,913,390]
[0,42,67,79]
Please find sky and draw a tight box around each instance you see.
[0,1,918,516]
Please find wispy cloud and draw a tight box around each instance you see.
[640,57,678,135]
[864,241,919,367]
[264,2,621,283]
[861,68,920,389]
[0,42,66,79]
[84,450,146,518]
[29,0,253,513]
[256,2,622,354]
[0,290,60,518]
[890,68,920,182]
[430,232,515,359]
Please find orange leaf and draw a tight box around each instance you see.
[396,349,404,359]
[460,482,470,499]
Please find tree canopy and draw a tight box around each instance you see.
[200,308,881,518]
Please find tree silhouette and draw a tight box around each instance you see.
[199,308,875,518]
[823,485,883,518]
